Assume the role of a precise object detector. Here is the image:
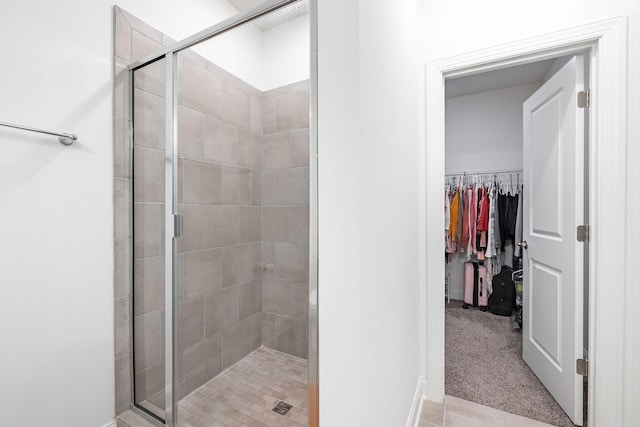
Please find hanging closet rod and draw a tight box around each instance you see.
[0,121,78,146]
[445,168,522,177]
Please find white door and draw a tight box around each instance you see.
[522,55,585,425]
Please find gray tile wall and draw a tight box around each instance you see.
[261,81,310,359]
[113,6,310,419]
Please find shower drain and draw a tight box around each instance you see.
[272,401,293,415]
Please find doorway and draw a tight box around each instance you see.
[442,55,588,426]
[422,17,628,427]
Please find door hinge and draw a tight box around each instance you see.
[577,90,590,108]
[577,225,589,242]
[576,358,588,376]
[173,214,184,238]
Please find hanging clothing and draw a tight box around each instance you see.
[444,189,450,233]
[486,187,495,258]
[498,193,519,249]
[457,187,464,248]
[477,188,488,259]
[461,188,470,250]
[486,255,493,295]
[444,171,523,289]
[478,188,489,232]
[514,188,523,257]
[468,186,477,256]
[493,190,502,255]
[445,189,453,261]
[449,189,459,244]
[486,189,497,294]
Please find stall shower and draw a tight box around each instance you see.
[113,2,312,425]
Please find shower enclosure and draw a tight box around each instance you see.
[114,1,317,425]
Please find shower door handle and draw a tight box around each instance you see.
[173,214,183,238]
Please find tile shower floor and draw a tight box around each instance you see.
[177,346,308,427]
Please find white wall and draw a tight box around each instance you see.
[120,0,311,92]
[318,1,424,425]
[445,83,539,174]
[317,1,361,423]
[422,1,640,425]
[188,23,265,90]
[120,0,270,90]
[120,0,309,92]
[118,0,239,39]
[0,1,242,426]
[262,13,311,91]
[175,9,310,91]
[0,1,113,425]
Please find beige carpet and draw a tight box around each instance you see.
[445,300,576,427]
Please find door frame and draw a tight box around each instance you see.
[422,17,628,426]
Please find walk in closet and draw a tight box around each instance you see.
[443,56,588,427]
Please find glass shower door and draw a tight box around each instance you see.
[172,41,265,419]
[131,55,169,423]
[172,2,311,425]
[130,1,314,425]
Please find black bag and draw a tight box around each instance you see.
[488,266,516,316]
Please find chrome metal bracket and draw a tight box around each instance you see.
[173,214,183,238]
[577,225,589,242]
[577,358,589,376]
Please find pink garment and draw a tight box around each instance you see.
[446,238,457,254]
[478,188,489,231]
[469,187,477,254]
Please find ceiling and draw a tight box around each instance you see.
[227,0,264,12]
[227,0,310,31]
[445,59,555,98]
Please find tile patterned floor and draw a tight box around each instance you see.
[419,395,562,427]
[177,346,308,427]
[121,347,563,427]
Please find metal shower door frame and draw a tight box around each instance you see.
[128,0,319,425]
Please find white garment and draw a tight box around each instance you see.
[486,186,496,258]
[486,258,493,295]
[486,186,504,293]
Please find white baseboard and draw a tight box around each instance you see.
[101,421,117,427]
[406,377,428,427]
[449,291,464,301]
